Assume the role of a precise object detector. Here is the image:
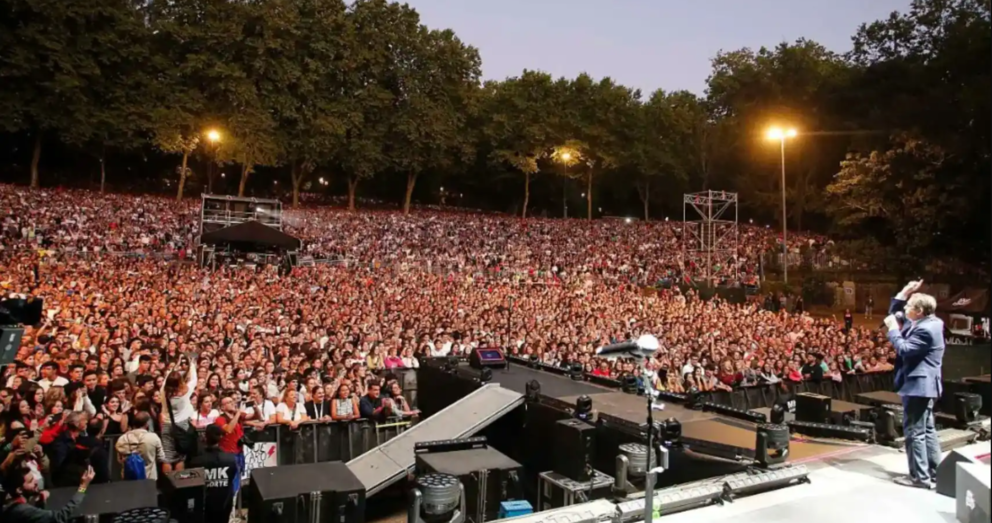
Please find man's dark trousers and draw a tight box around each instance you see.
[902,396,941,484]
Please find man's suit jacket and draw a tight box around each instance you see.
[887,298,945,398]
[305,400,331,419]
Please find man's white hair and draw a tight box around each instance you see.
[907,293,937,316]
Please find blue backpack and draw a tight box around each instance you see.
[121,435,147,480]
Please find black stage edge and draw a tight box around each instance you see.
[416,361,748,503]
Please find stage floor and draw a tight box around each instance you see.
[659,443,992,523]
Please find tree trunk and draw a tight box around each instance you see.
[347,176,358,211]
[403,173,417,215]
[586,172,593,220]
[521,171,530,218]
[238,164,251,197]
[30,132,42,188]
[290,162,300,207]
[206,155,214,194]
[176,151,189,201]
[642,181,650,221]
[99,156,106,194]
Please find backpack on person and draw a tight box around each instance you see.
[123,451,147,480]
[121,433,147,480]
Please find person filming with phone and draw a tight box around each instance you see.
[2,463,95,523]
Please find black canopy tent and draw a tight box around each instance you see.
[200,220,301,251]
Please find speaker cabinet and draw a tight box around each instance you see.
[247,462,366,523]
[552,419,595,482]
[795,393,832,424]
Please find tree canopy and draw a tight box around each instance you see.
[0,0,987,268]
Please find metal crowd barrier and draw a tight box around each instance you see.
[101,417,414,482]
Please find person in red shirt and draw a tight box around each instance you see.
[213,394,245,494]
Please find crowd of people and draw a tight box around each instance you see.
[1,184,886,518]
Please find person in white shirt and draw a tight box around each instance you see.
[160,354,197,472]
[37,362,68,391]
[190,393,220,428]
[275,389,309,430]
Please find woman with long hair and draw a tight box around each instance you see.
[160,354,198,473]
[190,393,219,429]
[330,384,359,421]
[101,395,129,435]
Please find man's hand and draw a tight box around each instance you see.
[80,466,96,488]
[883,315,901,332]
[898,280,924,300]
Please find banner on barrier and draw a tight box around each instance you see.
[243,442,278,480]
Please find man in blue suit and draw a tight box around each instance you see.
[884,280,944,489]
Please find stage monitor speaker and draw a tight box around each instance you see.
[160,467,205,523]
[1,326,24,365]
[955,462,991,523]
[47,479,158,523]
[936,446,991,498]
[552,418,595,482]
[795,393,832,424]
[247,462,366,523]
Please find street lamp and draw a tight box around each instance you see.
[204,129,222,193]
[766,126,797,284]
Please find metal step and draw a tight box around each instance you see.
[347,383,524,496]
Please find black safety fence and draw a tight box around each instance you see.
[695,372,895,411]
[101,417,414,482]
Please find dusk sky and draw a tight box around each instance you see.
[406,0,915,95]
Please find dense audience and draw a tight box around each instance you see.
[1,184,886,499]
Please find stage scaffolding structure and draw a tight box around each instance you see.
[197,194,287,268]
[682,190,739,283]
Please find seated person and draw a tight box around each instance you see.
[387,382,419,419]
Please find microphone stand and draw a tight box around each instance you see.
[639,355,663,523]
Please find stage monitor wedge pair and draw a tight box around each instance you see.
[936,445,991,498]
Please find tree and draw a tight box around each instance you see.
[379,14,481,214]
[481,72,567,218]
[826,135,970,270]
[562,74,641,219]
[0,0,140,187]
[705,40,850,230]
[623,90,690,221]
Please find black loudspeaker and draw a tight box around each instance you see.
[552,418,595,482]
[0,297,43,325]
[247,462,366,523]
[160,468,205,523]
[953,393,983,424]
[416,444,524,523]
[795,393,832,424]
[936,447,991,498]
[0,326,24,365]
[47,479,158,523]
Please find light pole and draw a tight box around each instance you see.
[205,129,222,193]
[561,152,572,218]
[766,127,797,284]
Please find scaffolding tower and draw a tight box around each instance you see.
[682,190,739,283]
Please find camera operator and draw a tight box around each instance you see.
[189,425,237,523]
[2,464,95,523]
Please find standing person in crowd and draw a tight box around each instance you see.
[160,355,198,473]
[304,386,331,421]
[330,384,360,421]
[865,293,874,320]
[48,412,93,488]
[114,411,165,480]
[359,383,392,422]
[2,465,95,523]
[191,425,238,523]
[885,280,945,490]
[274,389,308,430]
[213,394,246,497]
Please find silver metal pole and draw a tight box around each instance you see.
[780,139,788,285]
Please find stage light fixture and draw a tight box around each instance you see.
[661,418,683,447]
[479,367,493,383]
[575,395,593,422]
[525,380,541,402]
[621,375,639,394]
[954,392,982,424]
[410,473,465,523]
[755,424,790,468]
[723,464,809,498]
[569,362,585,381]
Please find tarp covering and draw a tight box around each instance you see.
[938,287,989,315]
[200,220,301,250]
